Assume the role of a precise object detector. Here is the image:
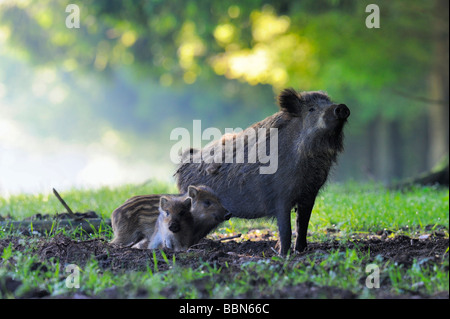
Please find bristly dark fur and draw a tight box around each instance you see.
[278,88,303,115]
[298,90,330,104]
[278,88,330,116]
[175,88,349,255]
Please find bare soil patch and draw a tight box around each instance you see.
[1,230,448,298]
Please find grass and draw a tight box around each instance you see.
[311,182,448,237]
[0,181,448,298]
[218,181,449,239]
[0,180,178,221]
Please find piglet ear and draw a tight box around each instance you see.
[188,185,199,199]
[183,197,192,209]
[160,196,170,212]
[277,88,302,116]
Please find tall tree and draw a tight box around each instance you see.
[428,0,449,168]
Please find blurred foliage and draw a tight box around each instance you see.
[0,0,441,180]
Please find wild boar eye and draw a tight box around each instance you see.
[203,200,211,207]
[308,108,315,112]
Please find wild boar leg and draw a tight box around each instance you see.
[295,195,317,252]
[276,204,292,256]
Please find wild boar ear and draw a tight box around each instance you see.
[160,196,170,212]
[183,197,192,209]
[188,185,199,199]
[277,88,303,116]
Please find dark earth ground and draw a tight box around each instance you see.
[1,229,448,299]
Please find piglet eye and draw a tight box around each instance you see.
[309,108,315,112]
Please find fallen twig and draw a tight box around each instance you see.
[52,188,83,221]
[270,247,279,255]
[216,233,242,242]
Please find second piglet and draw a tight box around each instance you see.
[111,185,231,249]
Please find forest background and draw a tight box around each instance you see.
[0,0,448,195]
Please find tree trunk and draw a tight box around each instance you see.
[375,117,390,183]
[365,119,377,180]
[428,0,449,168]
[389,119,403,180]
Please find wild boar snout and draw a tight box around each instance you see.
[334,104,350,120]
[168,222,180,233]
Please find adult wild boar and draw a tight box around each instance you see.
[175,89,350,255]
